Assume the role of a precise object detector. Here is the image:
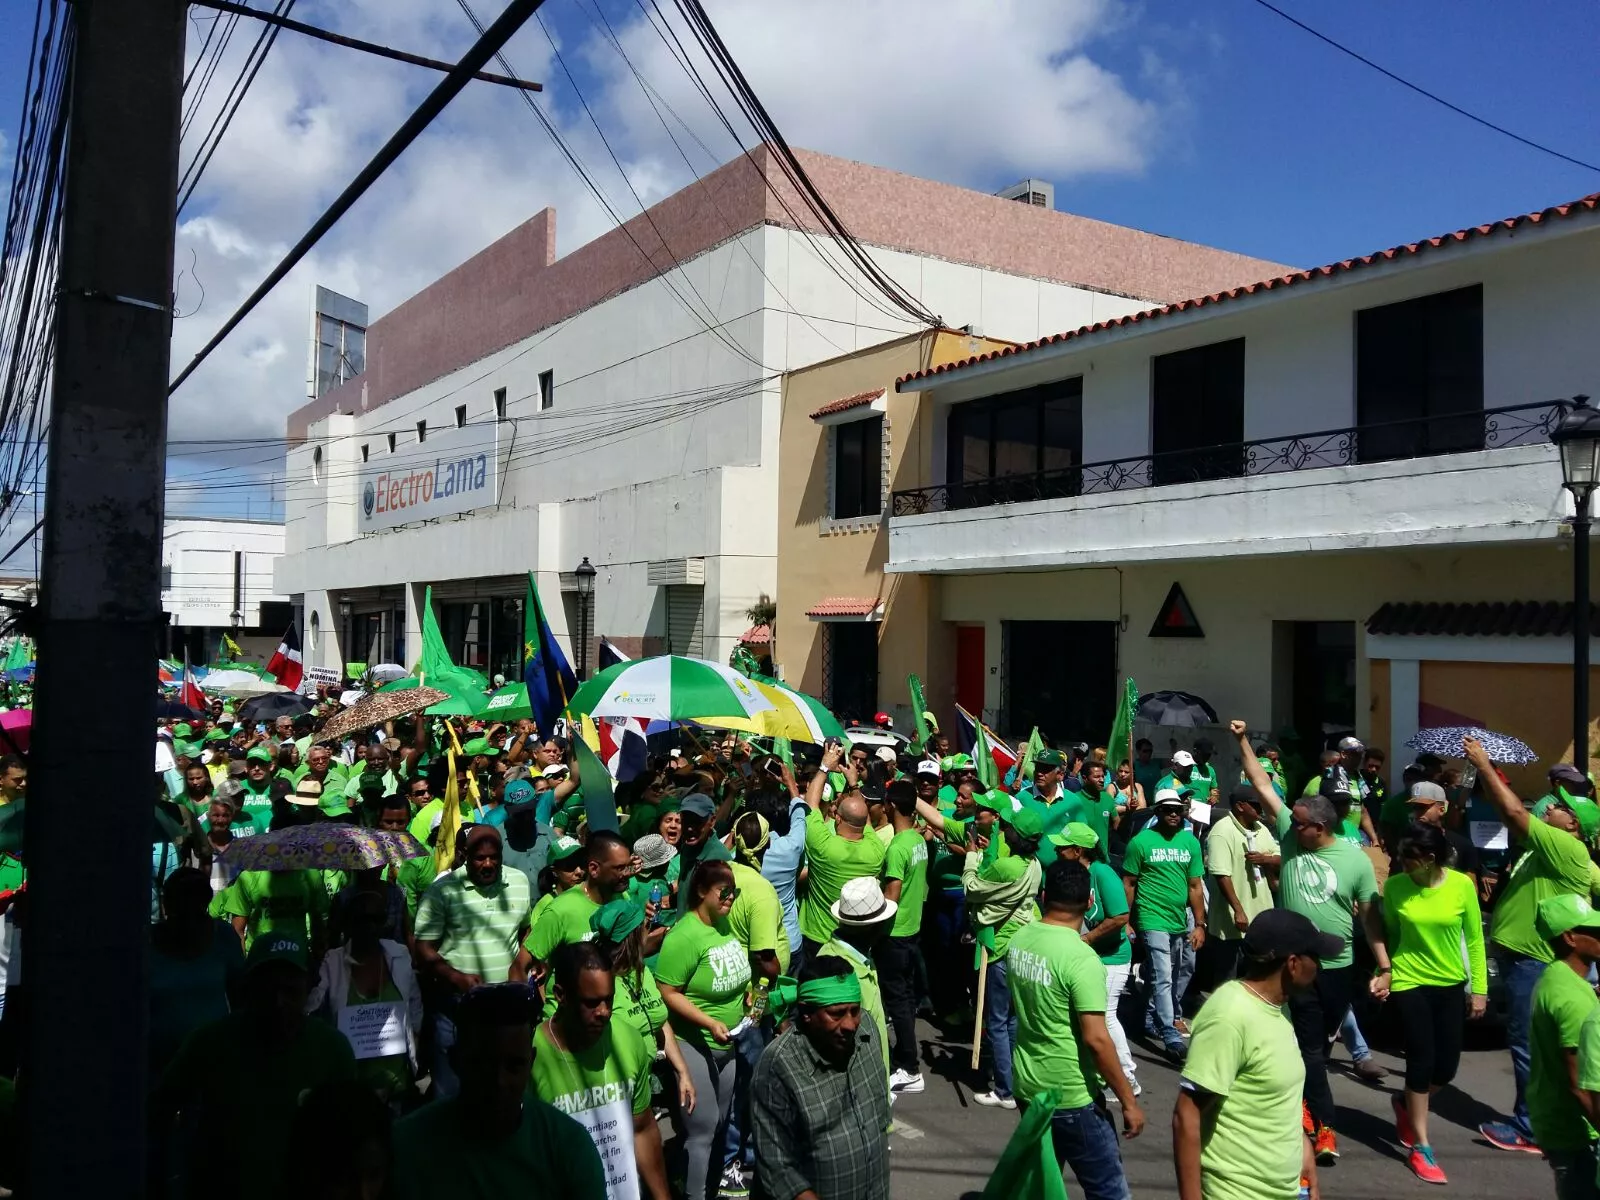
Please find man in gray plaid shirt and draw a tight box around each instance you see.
[751,955,890,1200]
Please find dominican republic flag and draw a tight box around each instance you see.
[266,623,304,692]
[180,654,207,712]
[954,705,1019,791]
[597,637,629,672]
[598,715,649,783]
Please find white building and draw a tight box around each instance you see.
[883,191,1600,794]
[163,517,289,664]
[274,147,1288,683]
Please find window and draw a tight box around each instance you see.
[1356,284,1483,463]
[832,415,884,520]
[943,378,1082,506]
[386,433,397,453]
[416,420,427,444]
[455,404,467,428]
[494,387,507,419]
[538,369,554,411]
[360,443,369,463]
[311,445,322,482]
[161,564,172,590]
[824,623,879,724]
[1151,338,1245,485]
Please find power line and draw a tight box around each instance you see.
[1246,0,1600,173]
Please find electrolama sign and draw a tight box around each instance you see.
[357,423,500,533]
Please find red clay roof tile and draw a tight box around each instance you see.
[809,389,884,421]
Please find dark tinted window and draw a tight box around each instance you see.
[1151,338,1245,485]
[944,378,1083,506]
[1356,285,1483,462]
[833,416,883,520]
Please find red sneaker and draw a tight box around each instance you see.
[1314,1126,1339,1164]
[1392,1094,1417,1149]
[1409,1145,1447,1184]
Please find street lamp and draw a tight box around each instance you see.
[1553,394,1600,776]
[574,557,597,680]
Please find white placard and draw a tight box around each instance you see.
[337,1001,408,1060]
[569,1095,638,1200]
[1470,821,1510,851]
[302,665,342,696]
[1188,799,1213,826]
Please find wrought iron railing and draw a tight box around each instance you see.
[890,400,1569,516]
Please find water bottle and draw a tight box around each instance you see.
[748,977,771,1023]
[648,881,665,925]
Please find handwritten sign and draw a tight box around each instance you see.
[337,1001,407,1060]
[1470,821,1509,851]
[570,1094,638,1200]
[302,665,341,697]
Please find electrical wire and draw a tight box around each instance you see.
[1246,0,1600,174]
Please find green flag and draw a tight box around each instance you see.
[1,640,29,673]
[1107,677,1139,770]
[1017,727,1045,784]
[908,673,931,749]
[571,734,619,834]
[980,1088,1069,1200]
[773,736,793,769]
[419,585,453,679]
[973,718,999,793]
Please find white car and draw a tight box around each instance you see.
[840,725,911,751]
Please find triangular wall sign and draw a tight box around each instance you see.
[1149,582,1204,639]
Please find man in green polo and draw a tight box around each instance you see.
[800,743,886,958]
[1526,894,1600,1195]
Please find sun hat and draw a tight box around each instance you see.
[1537,893,1600,940]
[289,779,324,807]
[1153,788,1186,809]
[830,876,897,927]
[633,833,677,871]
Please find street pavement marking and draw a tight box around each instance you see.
[891,1117,924,1140]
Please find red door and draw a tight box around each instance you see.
[955,625,984,716]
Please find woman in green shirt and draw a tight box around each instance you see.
[1376,822,1486,1184]
[654,860,750,1200]
[593,898,696,1119]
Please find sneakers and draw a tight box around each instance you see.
[973,1090,1017,1109]
[1314,1126,1339,1164]
[1103,1080,1143,1103]
[889,1068,925,1094]
[1479,1121,1541,1153]
[1353,1057,1388,1081]
[1163,1040,1188,1064]
[1301,1100,1315,1138]
[1392,1094,1417,1149]
[716,1163,750,1199]
[1408,1144,1447,1184]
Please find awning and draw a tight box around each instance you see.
[809,389,886,425]
[739,624,773,645]
[1365,601,1600,638]
[805,597,882,622]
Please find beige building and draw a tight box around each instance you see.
[775,329,1010,723]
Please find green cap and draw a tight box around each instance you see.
[973,790,1008,814]
[1008,806,1044,839]
[1033,748,1065,768]
[1536,893,1600,940]
[320,798,353,818]
[204,728,230,744]
[1559,792,1600,840]
[245,931,308,973]
[590,898,645,942]
[548,835,584,864]
[172,723,193,740]
[940,753,975,773]
[1048,821,1099,849]
[245,746,274,764]
[174,741,200,759]
[462,737,499,757]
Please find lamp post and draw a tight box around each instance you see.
[574,556,597,680]
[1553,394,1600,776]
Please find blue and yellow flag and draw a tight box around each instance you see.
[524,572,577,740]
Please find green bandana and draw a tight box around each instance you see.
[767,972,863,1024]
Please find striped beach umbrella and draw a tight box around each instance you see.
[568,656,775,724]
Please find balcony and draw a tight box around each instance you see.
[887,401,1572,574]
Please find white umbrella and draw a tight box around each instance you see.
[200,668,259,690]
[367,663,409,685]
[339,689,366,707]
[212,678,289,699]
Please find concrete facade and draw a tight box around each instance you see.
[163,518,288,663]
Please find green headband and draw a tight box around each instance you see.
[766,972,863,1025]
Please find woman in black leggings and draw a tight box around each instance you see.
[1374,821,1487,1184]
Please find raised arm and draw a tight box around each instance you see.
[1464,736,1530,840]
[807,744,843,812]
[1231,720,1285,820]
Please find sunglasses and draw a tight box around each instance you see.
[718,885,740,902]
[410,787,431,797]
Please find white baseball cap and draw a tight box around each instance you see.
[915,760,941,778]
[1338,736,1365,752]
[1171,751,1196,768]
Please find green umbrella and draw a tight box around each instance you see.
[568,655,775,724]
[478,681,531,722]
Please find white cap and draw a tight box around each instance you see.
[915,759,941,778]
[875,746,897,764]
[1171,751,1196,768]
[1338,736,1365,752]
[1154,788,1186,807]
[541,763,570,778]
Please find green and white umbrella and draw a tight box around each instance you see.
[568,656,776,724]
[478,681,532,722]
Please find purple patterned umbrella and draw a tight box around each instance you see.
[218,823,426,872]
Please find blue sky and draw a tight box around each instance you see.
[1,0,1597,541]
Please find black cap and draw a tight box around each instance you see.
[1243,909,1344,961]
[1227,784,1261,808]
[1317,766,1355,802]
[1194,737,1214,755]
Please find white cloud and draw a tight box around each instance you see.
[165,0,1176,493]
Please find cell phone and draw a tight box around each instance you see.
[764,758,785,780]
[824,736,843,754]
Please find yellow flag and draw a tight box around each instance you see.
[433,745,462,878]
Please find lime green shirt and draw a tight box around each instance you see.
[1383,868,1486,993]
[1122,827,1204,934]
[799,809,886,945]
[1006,920,1107,1110]
[1529,960,1600,1151]
[1068,789,1119,855]
[1273,808,1378,969]
[654,912,750,1050]
[883,828,929,938]
[525,885,601,964]
[1575,1008,1600,1119]
[1181,980,1305,1200]
[211,868,328,950]
[413,866,532,984]
[1086,860,1131,966]
[962,850,1041,959]
[1491,817,1595,962]
[1205,816,1275,941]
[614,965,669,1051]
[531,1013,652,1121]
[728,862,789,973]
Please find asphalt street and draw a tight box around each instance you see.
[886,1017,1551,1200]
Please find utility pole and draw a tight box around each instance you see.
[21,0,184,1194]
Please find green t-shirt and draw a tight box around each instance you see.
[614,965,669,1050]
[1181,980,1305,1200]
[1205,816,1275,941]
[1491,817,1596,962]
[799,809,887,945]
[531,1014,652,1125]
[727,862,789,973]
[211,869,327,950]
[391,1089,606,1200]
[1006,920,1108,1110]
[1576,1008,1600,1122]
[884,828,930,938]
[156,1013,357,1200]
[654,912,750,1050]
[1086,859,1131,966]
[1383,868,1486,993]
[1528,960,1600,1151]
[525,885,601,963]
[1273,808,1378,969]
[1122,827,1204,934]
[1069,789,1119,856]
